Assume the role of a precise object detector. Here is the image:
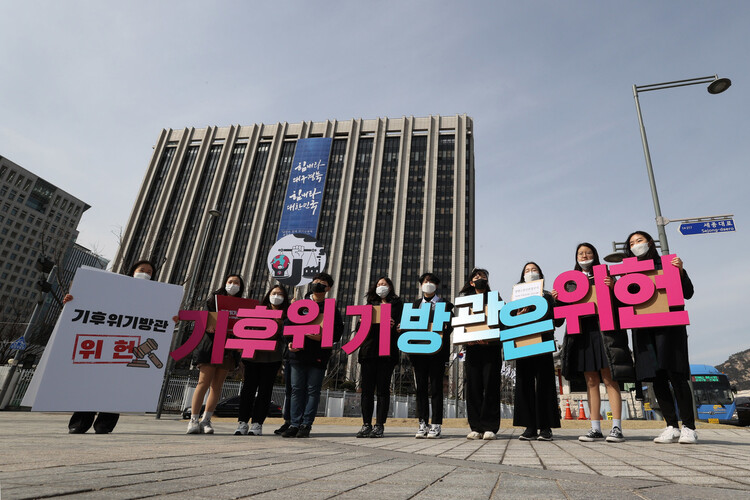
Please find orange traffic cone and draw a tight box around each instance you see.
[564,400,573,420]
[577,400,588,420]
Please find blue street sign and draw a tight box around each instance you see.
[679,219,736,235]
[10,336,27,351]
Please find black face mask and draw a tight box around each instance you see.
[473,279,488,290]
[312,282,327,293]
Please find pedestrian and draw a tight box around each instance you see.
[66,259,161,434]
[355,276,403,438]
[235,284,289,436]
[513,262,563,441]
[460,268,503,440]
[624,231,697,444]
[409,272,453,439]
[186,273,245,434]
[555,243,633,443]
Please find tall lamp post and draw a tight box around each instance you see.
[633,75,731,255]
[155,208,221,418]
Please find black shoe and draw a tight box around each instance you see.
[370,424,384,438]
[537,428,553,441]
[274,422,290,435]
[281,426,299,438]
[356,424,373,438]
[296,425,311,438]
[68,427,87,434]
[518,427,537,441]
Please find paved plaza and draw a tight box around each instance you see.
[2,413,750,499]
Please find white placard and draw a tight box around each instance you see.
[22,267,183,412]
[511,279,544,301]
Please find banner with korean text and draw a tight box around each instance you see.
[276,137,333,239]
[22,267,183,412]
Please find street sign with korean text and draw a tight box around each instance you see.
[10,336,27,351]
[679,219,736,235]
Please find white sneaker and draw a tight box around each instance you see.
[186,419,201,434]
[200,419,214,434]
[678,426,698,444]
[248,423,263,436]
[653,426,680,444]
[234,421,249,435]
[427,424,442,439]
[467,431,482,440]
[415,420,429,439]
[483,431,496,440]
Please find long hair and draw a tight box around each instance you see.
[365,276,399,303]
[573,243,601,272]
[518,261,544,285]
[458,267,491,295]
[261,283,290,310]
[212,273,245,298]
[126,260,156,280]
[623,230,660,262]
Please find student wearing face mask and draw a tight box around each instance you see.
[555,244,633,443]
[282,273,344,438]
[354,276,404,438]
[235,284,290,436]
[409,273,453,439]
[513,262,564,441]
[66,260,159,434]
[624,231,697,445]
[460,268,503,440]
[186,273,245,434]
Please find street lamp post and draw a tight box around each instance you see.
[155,208,221,418]
[633,75,731,255]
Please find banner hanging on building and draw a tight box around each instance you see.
[22,267,182,412]
[276,137,333,240]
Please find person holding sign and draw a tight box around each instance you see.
[235,284,290,436]
[460,268,503,440]
[512,262,563,441]
[66,259,158,434]
[555,244,632,443]
[186,274,245,434]
[355,277,403,438]
[624,231,697,444]
[409,272,453,439]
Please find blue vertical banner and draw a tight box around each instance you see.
[276,138,333,240]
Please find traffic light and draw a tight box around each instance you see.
[35,256,54,274]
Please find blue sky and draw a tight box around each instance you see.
[1,1,748,365]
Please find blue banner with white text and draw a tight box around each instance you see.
[276,138,333,240]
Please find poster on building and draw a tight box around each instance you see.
[276,137,333,239]
[267,233,327,287]
[22,267,183,412]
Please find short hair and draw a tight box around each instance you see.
[127,260,156,280]
[312,272,334,287]
[418,272,440,285]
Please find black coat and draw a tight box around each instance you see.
[632,268,694,380]
[358,297,404,364]
[405,296,454,364]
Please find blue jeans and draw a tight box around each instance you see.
[290,363,325,427]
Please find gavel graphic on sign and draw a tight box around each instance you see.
[127,338,163,369]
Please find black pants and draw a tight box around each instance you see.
[512,353,561,430]
[652,369,695,429]
[282,359,292,422]
[359,358,395,425]
[239,360,281,424]
[68,412,119,433]
[412,355,445,424]
[465,346,502,433]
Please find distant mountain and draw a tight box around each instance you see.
[715,347,750,391]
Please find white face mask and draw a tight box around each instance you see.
[422,282,437,295]
[376,285,390,298]
[524,271,541,283]
[269,294,284,306]
[225,283,240,296]
[578,259,594,270]
[133,272,151,280]
[631,242,650,257]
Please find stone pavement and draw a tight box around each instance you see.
[2,413,750,499]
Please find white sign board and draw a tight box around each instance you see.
[511,279,544,301]
[22,267,182,412]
